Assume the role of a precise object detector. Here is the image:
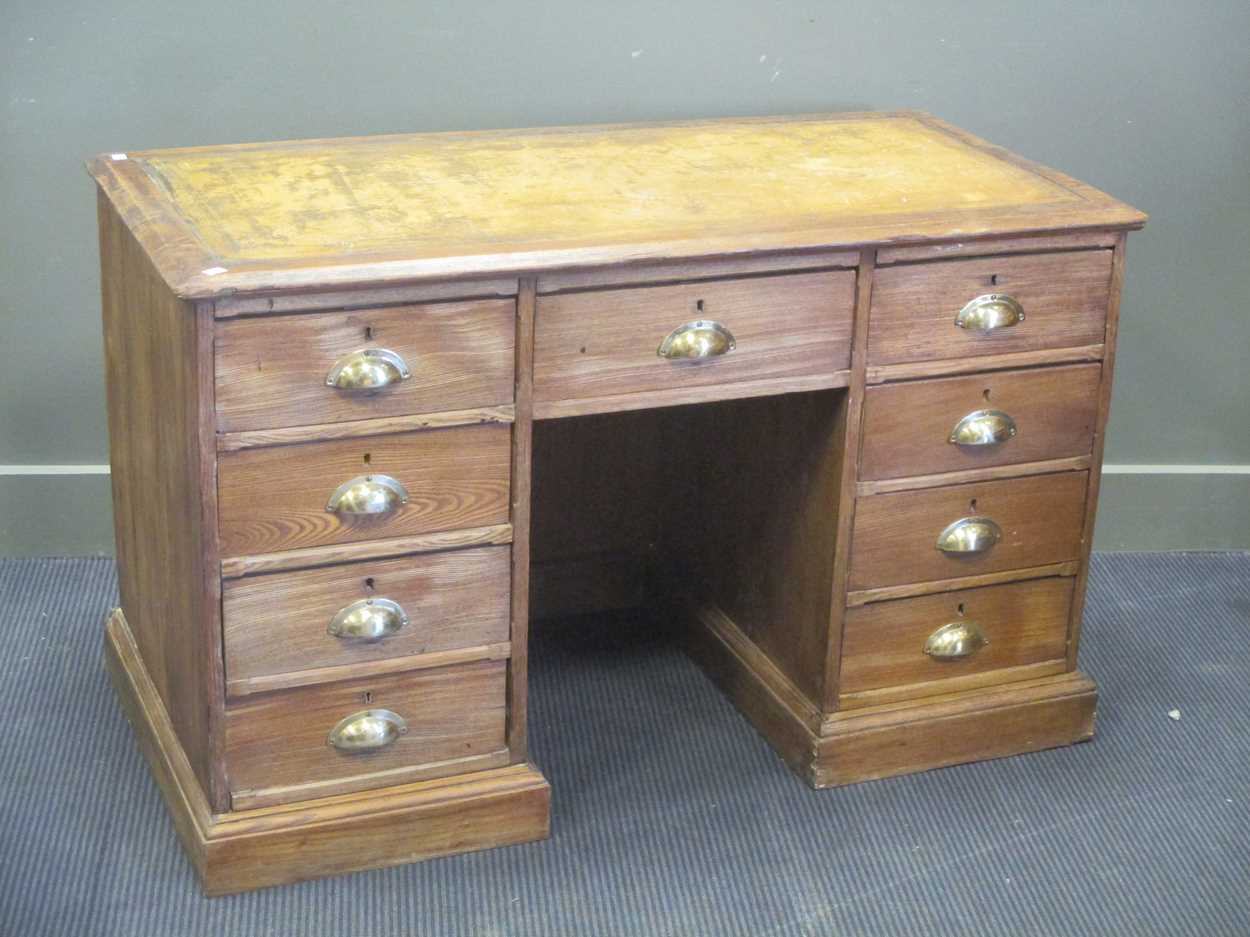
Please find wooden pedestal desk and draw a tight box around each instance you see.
[89,112,1145,894]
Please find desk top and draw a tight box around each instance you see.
[89,112,1145,299]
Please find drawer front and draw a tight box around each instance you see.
[225,661,506,805]
[860,363,1101,480]
[841,577,1074,699]
[534,271,855,405]
[848,472,1087,592]
[222,546,511,691]
[215,299,515,432]
[868,250,1112,366]
[218,424,511,556]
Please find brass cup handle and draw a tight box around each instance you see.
[325,348,411,392]
[327,709,407,752]
[936,516,1001,554]
[328,597,409,641]
[657,319,736,360]
[326,474,409,516]
[955,294,1025,332]
[925,620,989,660]
[949,409,1017,446]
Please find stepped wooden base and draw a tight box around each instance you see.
[104,609,551,895]
[684,603,1097,788]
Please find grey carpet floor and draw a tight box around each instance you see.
[1,553,1247,937]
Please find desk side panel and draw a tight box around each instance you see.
[1066,232,1129,667]
[99,190,226,809]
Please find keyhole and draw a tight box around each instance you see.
[363,452,371,464]
[970,498,978,511]
[957,603,966,616]
[696,299,705,313]
[989,274,999,286]
[983,388,992,401]
[361,691,373,705]
[364,326,374,341]
[364,577,375,592]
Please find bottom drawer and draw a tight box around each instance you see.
[840,577,1074,706]
[225,660,507,808]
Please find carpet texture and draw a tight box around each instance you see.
[1,553,1247,936]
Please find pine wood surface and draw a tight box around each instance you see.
[848,471,1089,591]
[680,596,1097,788]
[87,112,1145,299]
[98,195,228,809]
[92,111,1146,891]
[224,660,507,806]
[534,270,854,408]
[216,424,511,556]
[214,299,515,432]
[868,249,1113,366]
[859,362,1101,479]
[105,609,549,895]
[222,545,511,691]
[839,577,1074,698]
[1066,233,1130,668]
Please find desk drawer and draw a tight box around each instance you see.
[222,546,511,695]
[860,363,1101,480]
[215,299,515,432]
[224,660,507,808]
[217,424,511,557]
[534,271,854,410]
[841,577,1073,703]
[848,472,1087,592]
[868,250,1112,366]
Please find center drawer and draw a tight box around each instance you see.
[222,546,511,695]
[534,270,855,410]
[217,424,511,557]
[848,471,1088,592]
[224,660,507,808]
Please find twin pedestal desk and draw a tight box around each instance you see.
[89,112,1145,893]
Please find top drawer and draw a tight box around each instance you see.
[215,299,515,432]
[534,271,855,412]
[868,250,1112,366]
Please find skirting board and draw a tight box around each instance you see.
[104,608,551,895]
[4,471,1249,555]
[682,602,1098,788]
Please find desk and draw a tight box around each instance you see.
[89,112,1145,894]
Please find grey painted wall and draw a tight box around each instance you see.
[2,0,1247,554]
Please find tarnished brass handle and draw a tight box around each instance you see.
[327,709,407,752]
[325,348,411,392]
[924,621,989,660]
[949,409,1017,446]
[955,294,1025,332]
[326,474,409,516]
[328,597,409,641]
[936,516,1001,554]
[657,320,736,360]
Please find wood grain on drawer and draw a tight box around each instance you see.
[534,271,854,410]
[225,660,506,807]
[215,299,515,432]
[860,363,1101,480]
[217,424,511,557]
[868,250,1112,365]
[848,472,1087,592]
[841,577,1073,702]
[222,546,511,694]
